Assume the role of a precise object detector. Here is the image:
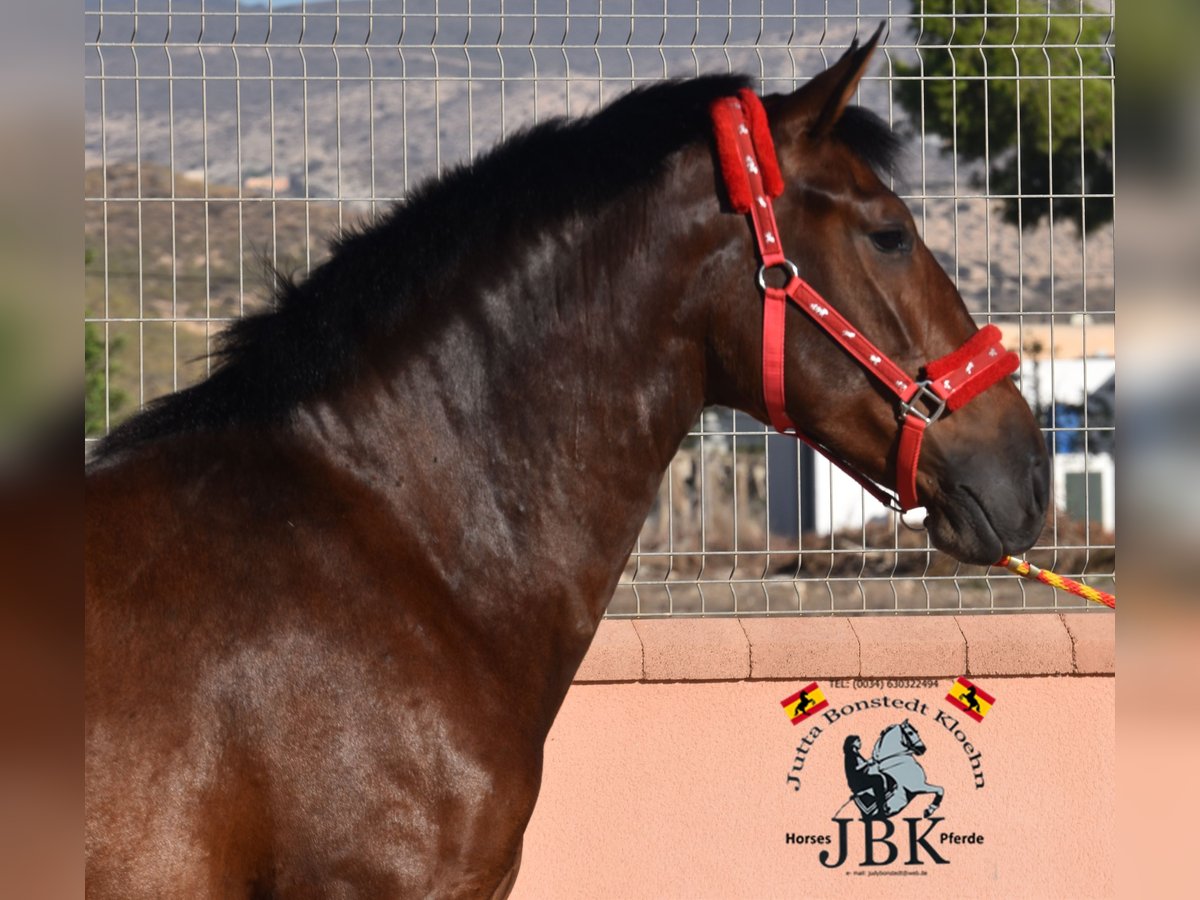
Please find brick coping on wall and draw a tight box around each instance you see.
[575,613,1114,682]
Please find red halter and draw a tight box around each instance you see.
[710,90,1018,511]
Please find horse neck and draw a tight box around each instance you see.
[876,727,900,758]
[294,152,725,699]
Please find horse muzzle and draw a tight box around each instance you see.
[924,438,1051,566]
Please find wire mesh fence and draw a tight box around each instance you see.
[84,0,1116,615]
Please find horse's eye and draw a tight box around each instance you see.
[870,228,911,254]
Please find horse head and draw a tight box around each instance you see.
[897,718,927,757]
[873,719,925,761]
[700,32,1050,565]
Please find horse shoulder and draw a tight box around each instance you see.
[86,436,541,895]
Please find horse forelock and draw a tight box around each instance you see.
[832,105,904,181]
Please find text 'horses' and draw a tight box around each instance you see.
[86,33,1048,898]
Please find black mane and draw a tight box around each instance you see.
[95,77,902,459]
[833,105,904,180]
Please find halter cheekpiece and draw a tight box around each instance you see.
[710,90,1019,511]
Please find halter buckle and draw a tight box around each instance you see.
[897,380,947,425]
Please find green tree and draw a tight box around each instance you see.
[85,321,125,437]
[894,0,1113,231]
[84,246,127,437]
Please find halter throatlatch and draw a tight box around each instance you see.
[710,91,1019,511]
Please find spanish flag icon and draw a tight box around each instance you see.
[780,682,829,725]
[945,677,996,723]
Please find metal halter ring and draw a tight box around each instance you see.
[756,259,800,292]
[897,380,948,425]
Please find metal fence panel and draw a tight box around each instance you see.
[84,0,1116,615]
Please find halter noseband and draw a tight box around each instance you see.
[710,90,1019,511]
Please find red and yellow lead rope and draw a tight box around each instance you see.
[995,555,1116,609]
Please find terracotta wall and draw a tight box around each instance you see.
[512,614,1114,900]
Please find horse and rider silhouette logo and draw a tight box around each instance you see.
[839,720,944,820]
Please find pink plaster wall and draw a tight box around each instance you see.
[513,615,1114,899]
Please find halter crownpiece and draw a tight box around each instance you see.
[710,91,1019,511]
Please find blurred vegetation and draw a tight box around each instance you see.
[1119,0,1200,178]
[894,0,1114,231]
[84,320,124,438]
[0,301,27,435]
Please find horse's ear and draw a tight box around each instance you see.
[774,23,883,139]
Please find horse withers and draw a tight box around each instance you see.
[86,32,1048,898]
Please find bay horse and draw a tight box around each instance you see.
[86,34,1048,897]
